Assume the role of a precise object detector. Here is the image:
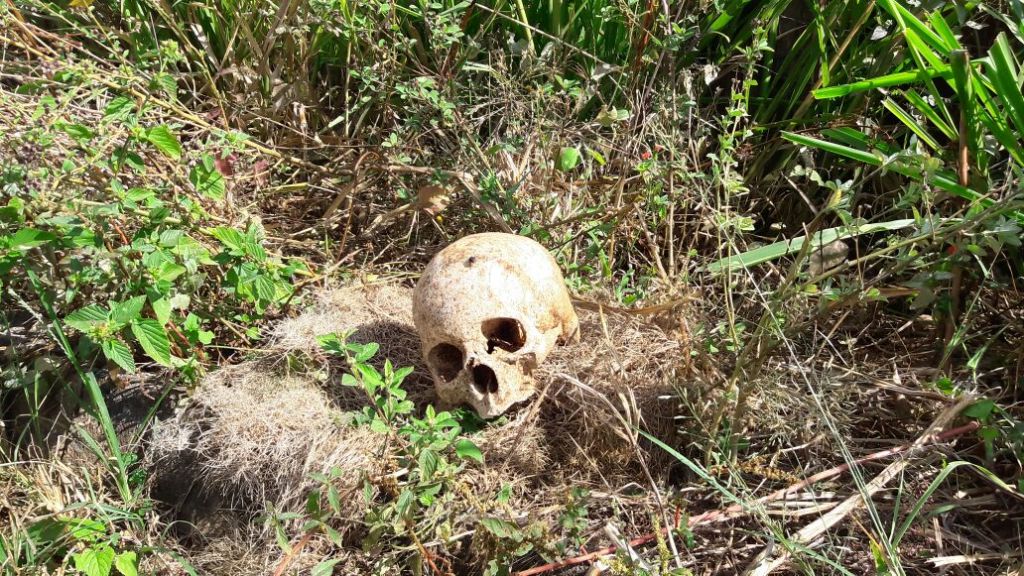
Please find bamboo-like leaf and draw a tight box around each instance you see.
[813,67,949,99]
[706,219,916,275]
[883,97,941,150]
[903,89,957,141]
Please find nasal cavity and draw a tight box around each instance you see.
[481,317,526,353]
[471,364,499,395]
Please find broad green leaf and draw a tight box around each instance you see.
[64,305,109,332]
[455,439,483,464]
[151,297,172,325]
[73,544,115,576]
[145,125,182,160]
[963,399,996,420]
[210,227,245,253]
[418,449,438,482]
[110,295,146,327]
[557,147,581,172]
[102,339,136,373]
[9,228,56,249]
[60,123,94,141]
[131,319,173,367]
[104,96,134,120]
[706,219,916,275]
[478,517,521,539]
[114,551,138,576]
[251,275,276,303]
[189,155,226,200]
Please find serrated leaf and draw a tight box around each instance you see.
[131,319,172,366]
[189,155,226,200]
[557,147,581,172]
[110,295,146,327]
[145,125,182,160]
[114,551,138,576]
[104,96,134,120]
[418,449,438,482]
[210,227,245,253]
[73,544,115,576]
[455,439,483,464]
[251,275,276,303]
[102,339,136,373]
[354,342,379,362]
[65,305,109,332]
[60,123,94,141]
[9,228,56,249]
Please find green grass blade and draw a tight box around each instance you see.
[813,67,949,99]
[985,34,1024,139]
[883,97,941,150]
[706,220,917,275]
[903,89,957,141]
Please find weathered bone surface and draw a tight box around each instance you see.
[413,232,580,417]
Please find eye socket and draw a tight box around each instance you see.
[428,343,463,382]
[482,318,526,353]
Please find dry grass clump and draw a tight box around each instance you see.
[148,281,693,572]
[150,368,383,515]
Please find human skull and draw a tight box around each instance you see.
[413,232,580,418]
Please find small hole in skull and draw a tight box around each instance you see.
[428,343,463,382]
[471,364,499,395]
[481,317,526,353]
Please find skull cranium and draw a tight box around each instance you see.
[412,233,580,418]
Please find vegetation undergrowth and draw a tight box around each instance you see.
[3,0,1024,574]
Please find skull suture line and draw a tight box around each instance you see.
[413,233,580,418]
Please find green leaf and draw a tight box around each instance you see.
[102,339,136,373]
[479,517,521,540]
[145,125,182,160]
[455,439,484,464]
[189,155,226,200]
[963,399,996,421]
[354,342,379,363]
[131,319,173,367]
[706,219,916,275]
[60,123,94,141]
[73,544,115,576]
[110,295,146,327]
[114,551,139,576]
[9,228,56,249]
[418,449,438,482]
[64,305,109,332]
[813,67,949,99]
[251,275,276,303]
[211,227,245,253]
[312,559,342,576]
[104,96,134,120]
[557,147,581,172]
[151,297,172,325]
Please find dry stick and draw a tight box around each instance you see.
[745,396,977,576]
[512,417,980,576]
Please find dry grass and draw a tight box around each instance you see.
[144,281,693,573]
